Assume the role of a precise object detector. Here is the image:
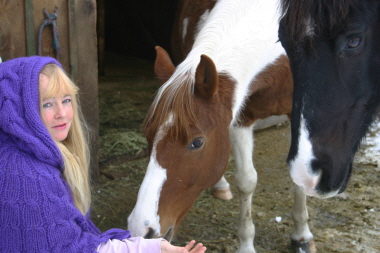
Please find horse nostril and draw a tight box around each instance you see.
[144,228,155,239]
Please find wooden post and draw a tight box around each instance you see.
[25,0,36,56]
[68,0,78,82]
[74,0,99,185]
[97,0,105,76]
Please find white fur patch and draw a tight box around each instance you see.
[290,116,341,198]
[195,9,211,37]
[289,116,321,197]
[127,158,166,237]
[304,17,315,37]
[153,0,285,126]
[127,114,174,237]
[182,18,189,42]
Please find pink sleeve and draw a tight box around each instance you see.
[97,237,162,253]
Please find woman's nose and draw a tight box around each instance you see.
[54,103,66,118]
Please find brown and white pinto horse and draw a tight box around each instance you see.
[128,0,294,252]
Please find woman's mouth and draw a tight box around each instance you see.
[53,123,67,129]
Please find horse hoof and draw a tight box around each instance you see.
[212,188,233,200]
[291,239,317,253]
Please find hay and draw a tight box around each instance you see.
[99,129,147,161]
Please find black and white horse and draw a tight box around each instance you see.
[279,0,380,251]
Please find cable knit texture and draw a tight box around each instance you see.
[0,56,130,252]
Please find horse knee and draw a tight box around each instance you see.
[235,168,257,193]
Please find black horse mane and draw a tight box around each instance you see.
[280,0,359,41]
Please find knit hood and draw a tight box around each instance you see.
[0,56,133,252]
[0,56,63,169]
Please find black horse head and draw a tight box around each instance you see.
[279,0,380,197]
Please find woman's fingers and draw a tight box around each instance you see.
[189,242,206,252]
[184,240,196,251]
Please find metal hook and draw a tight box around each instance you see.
[38,7,61,60]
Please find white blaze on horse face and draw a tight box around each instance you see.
[127,114,174,237]
[128,158,166,237]
[289,116,321,197]
[305,16,315,37]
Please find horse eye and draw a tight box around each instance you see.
[346,36,361,49]
[188,137,205,150]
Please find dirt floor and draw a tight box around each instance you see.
[92,54,380,253]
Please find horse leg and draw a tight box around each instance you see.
[290,185,316,253]
[230,125,257,253]
[211,175,234,200]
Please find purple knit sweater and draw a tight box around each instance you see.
[0,56,130,252]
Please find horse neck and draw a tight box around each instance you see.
[187,0,285,122]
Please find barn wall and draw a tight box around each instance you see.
[0,0,99,184]
[1,0,182,185]
[0,1,27,58]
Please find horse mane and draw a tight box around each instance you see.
[280,0,359,42]
[143,63,198,143]
[144,0,255,143]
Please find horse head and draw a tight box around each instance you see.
[279,0,380,198]
[128,46,234,240]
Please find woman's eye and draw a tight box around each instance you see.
[188,137,205,150]
[346,36,361,49]
[43,102,52,108]
[63,98,71,104]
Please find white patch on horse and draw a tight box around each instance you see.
[127,114,174,237]
[305,17,315,37]
[154,0,285,127]
[182,17,189,42]
[290,116,341,198]
[195,9,210,37]
[289,116,321,197]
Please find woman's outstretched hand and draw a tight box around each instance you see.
[161,240,206,253]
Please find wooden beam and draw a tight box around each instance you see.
[25,0,36,56]
[68,0,78,82]
[97,0,105,76]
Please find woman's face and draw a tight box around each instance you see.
[39,74,73,142]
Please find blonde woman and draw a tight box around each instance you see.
[0,56,206,253]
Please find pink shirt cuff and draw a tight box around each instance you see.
[97,237,163,253]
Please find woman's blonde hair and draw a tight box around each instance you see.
[39,64,91,215]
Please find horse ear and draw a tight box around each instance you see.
[195,54,218,99]
[154,46,175,84]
